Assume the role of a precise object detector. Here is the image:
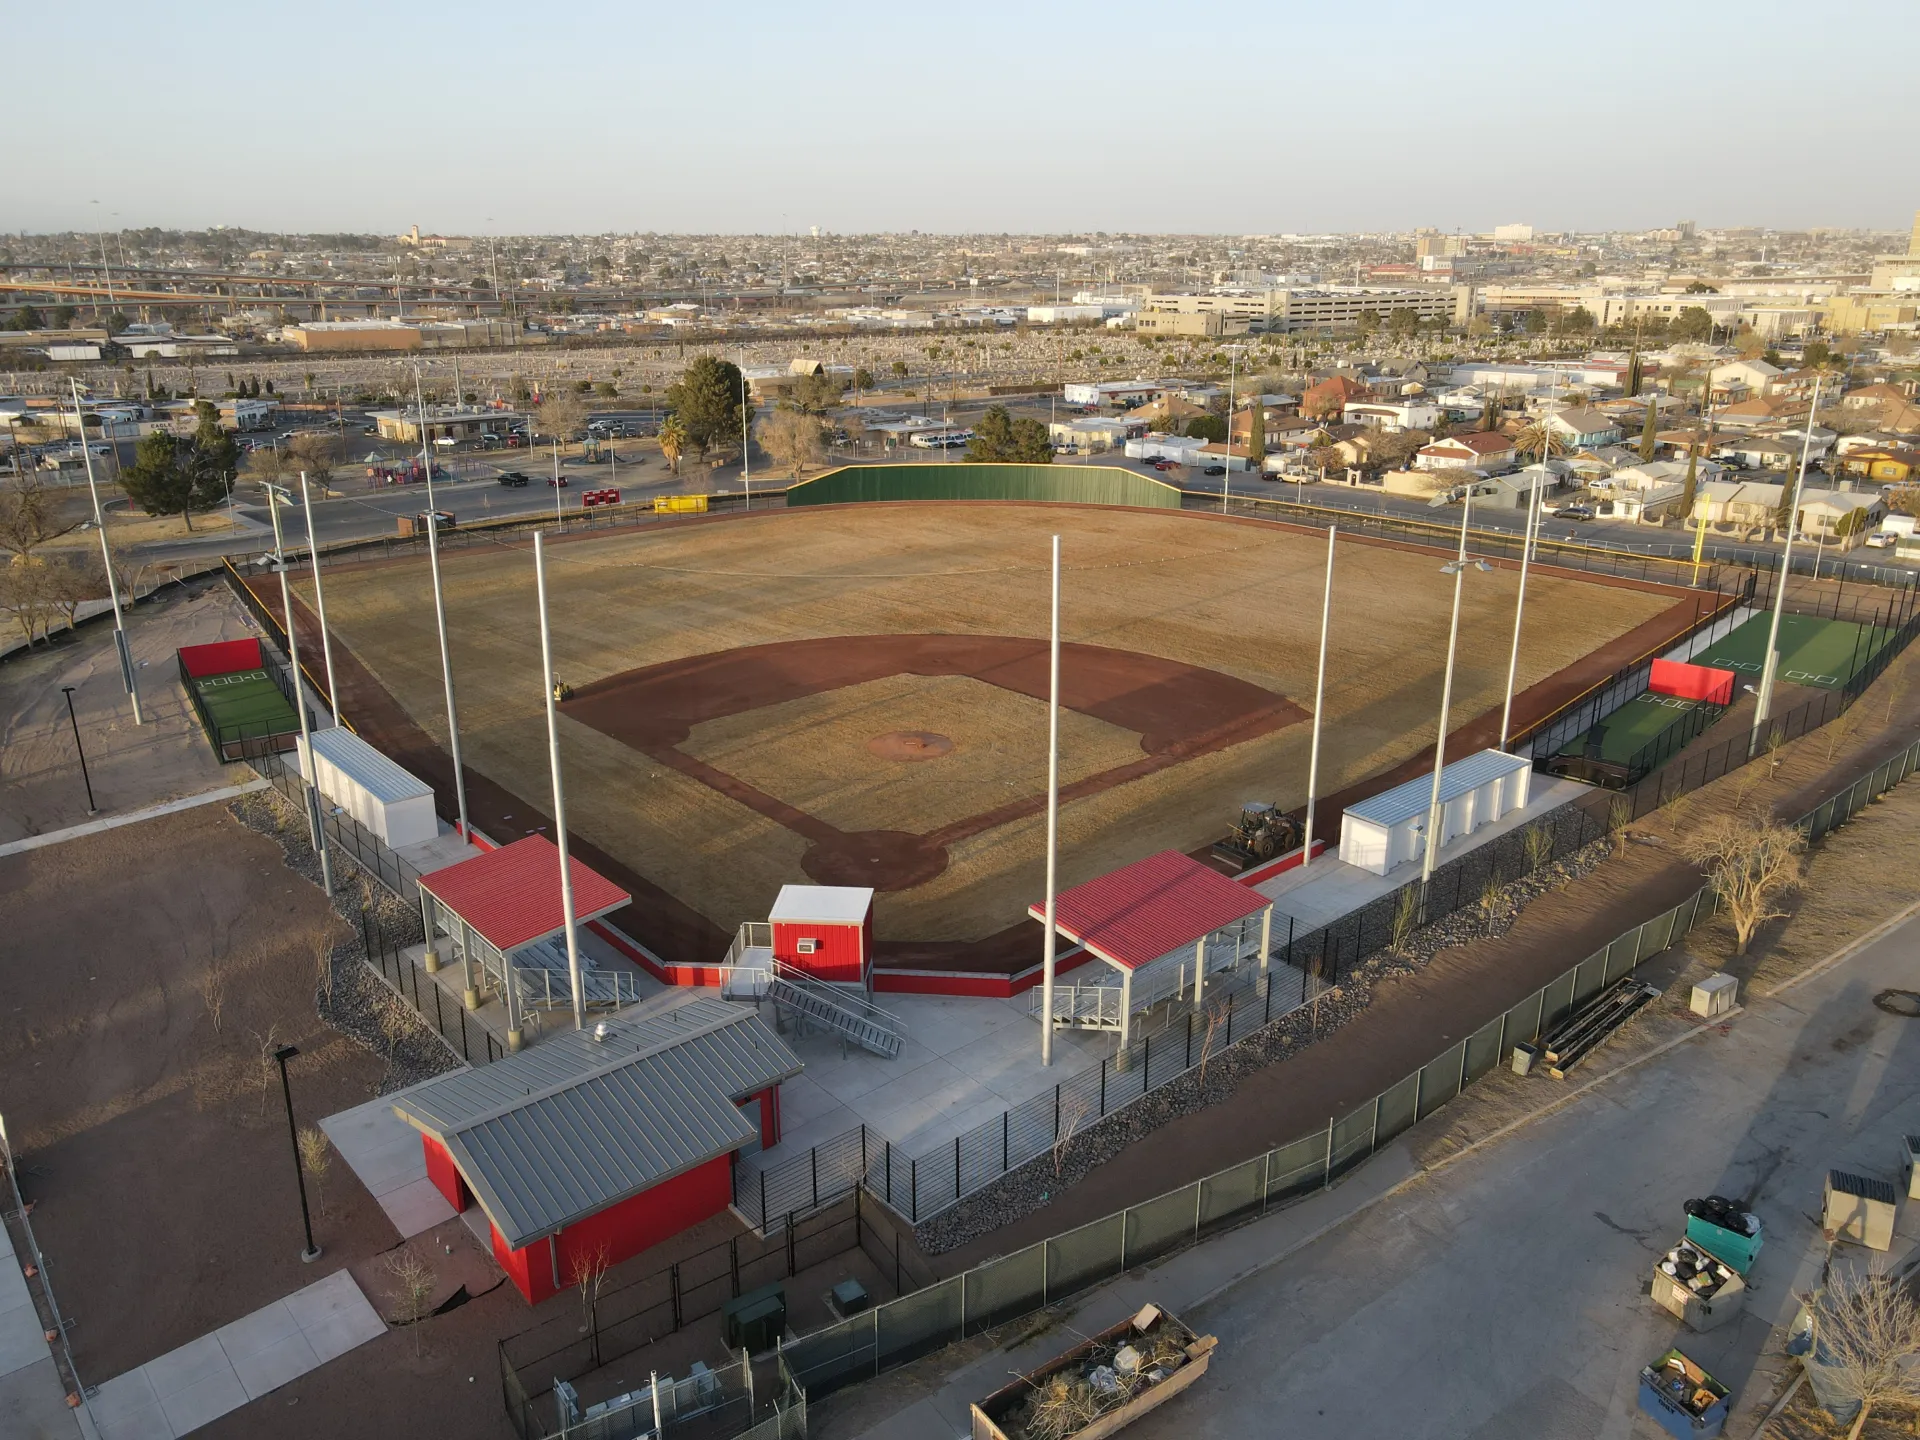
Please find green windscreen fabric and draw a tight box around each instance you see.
[786,463,1182,509]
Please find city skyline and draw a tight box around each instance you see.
[9,0,1917,236]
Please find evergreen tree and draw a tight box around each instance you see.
[1774,469,1798,539]
[664,356,749,457]
[1638,400,1658,462]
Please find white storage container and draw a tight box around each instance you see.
[296,727,439,849]
[1690,973,1738,1018]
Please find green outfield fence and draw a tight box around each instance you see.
[786,462,1182,509]
[777,724,1920,1403]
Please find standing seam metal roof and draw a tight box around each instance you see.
[392,998,802,1248]
[301,726,434,805]
[1345,749,1530,829]
[1027,850,1270,971]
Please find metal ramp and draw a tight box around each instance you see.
[767,965,904,1058]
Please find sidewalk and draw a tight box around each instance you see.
[0,1207,85,1440]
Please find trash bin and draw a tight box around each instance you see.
[1638,1349,1729,1438]
[1511,1042,1539,1076]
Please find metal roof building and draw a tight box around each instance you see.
[1027,850,1274,1045]
[393,997,802,1301]
[1337,749,1531,876]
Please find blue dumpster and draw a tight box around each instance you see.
[1638,1349,1729,1439]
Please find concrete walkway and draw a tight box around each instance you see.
[0,781,269,860]
[86,1271,385,1440]
[317,1086,458,1242]
[833,891,1920,1439]
[0,1208,85,1440]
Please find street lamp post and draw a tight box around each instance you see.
[1039,535,1062,1067]
[1301,526,1336,870]
[298,472,341,724]
[70,378,142,725]
[60,686,96,815]
[738,349,752,511]
[266,485,333,897]
[272,1045,321,1262]
[1222,343,1245,512]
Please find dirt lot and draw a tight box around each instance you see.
[0,804,399,1379]
[288,502,1685,969]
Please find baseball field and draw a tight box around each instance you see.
[298,502,1696,972]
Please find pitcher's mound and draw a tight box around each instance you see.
[868,730,955,762]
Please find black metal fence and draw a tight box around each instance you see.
[779,726,1920,1403]
[355,898,506,1067]
[253,749,426,899]
[177,646,312,761]
[498,1192,869,1440]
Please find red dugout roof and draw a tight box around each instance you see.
[1028,850,1270,971]
[419,836,630,954]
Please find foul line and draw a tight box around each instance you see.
[0,780,270,859]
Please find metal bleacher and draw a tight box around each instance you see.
[512,936,645,1011]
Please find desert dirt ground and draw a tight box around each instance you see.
[0,804,395,1379]
[294,502,1687,969]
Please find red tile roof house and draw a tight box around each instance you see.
[1414,431,1517,471]
[1300,374,1372,419]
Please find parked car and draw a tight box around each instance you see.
[547,474,570,487]
[1865,531,1897,549]
[477,433,504,450]
[498,471,530,487]
[1554,504,1594,521]
[1202,464,1227,476]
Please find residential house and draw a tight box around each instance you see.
[1692,482,1885,544]
[1344,398,1440,433]
[1707,358,1784,397]
[1300,374,1372,419]
[1414,431,1517,471]
[1841,382,1913,411]
[1545,406,1626,449]
[1712,396,1802,430]
[1231,408,1312,451]
[1835,447,1920,486]
[1716,435,1801,472]
[1796,489,1887,546]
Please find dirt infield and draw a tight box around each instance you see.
[269,502,1700,976]
[565,633,1305,890]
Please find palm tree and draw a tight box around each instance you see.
[1514,417,1567,466]
[659,416,687,476]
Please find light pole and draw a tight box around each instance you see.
[1420,492,1492,897]
[60,686,96,815]
[738,349,752,511]
[535,531,586,1032]
[70,378,141,724]
[1751,376,1825,756]
[298,472,341,724]
[266,485,333,897]
[1222,343,1245,512]
[1301,525,1336,870]
[272,1045,321,1262]
[1039,535,1061,1067]
[1498,474,1546,750]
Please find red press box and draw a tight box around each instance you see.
[1650,659,1735,706]
[178,637,264,679]
[770,884,873,984]
[582,488,620,508]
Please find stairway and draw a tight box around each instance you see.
[767,966,904,1058]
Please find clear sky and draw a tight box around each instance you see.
[9,0,1916,236]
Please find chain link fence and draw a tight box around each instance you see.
[780,725,1920,1402]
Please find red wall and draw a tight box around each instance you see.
[493,1152,734,1305]
[420,1134,470,1212]
[739,1085,781,1148]
[1650,658,1735,706]
[773,917,867,983]
[178,637,263,678]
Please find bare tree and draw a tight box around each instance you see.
[1522,822,1554,874]
[253,1024,281,1115]
[1682,812,1805,955]
[379,999,412,1083]
[287,432,339,494]
[244,446,295,486]
[535,390,588,447]
[1389,886,1420,955]
[1195,998,1232,1087]
[759,406,827,480]
[1803,1264,1920,1440]
[1051,1091,1092,1179]
[0,560,56,648]
[298,1127,332,1219]
[567,1242,614,1366]
[0,472,80,560]
[384,1249,437,1357]
[1608,794,1634,858]
[43,551,107,634]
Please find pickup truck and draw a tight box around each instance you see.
[970,1304,1216,1440]
[498,471,530,487]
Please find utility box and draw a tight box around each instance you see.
[1511,1042,1538,1076]
[721,1282,786,1354]
[1824,1170,1898,1250]
[1639,1350,1729,1439]
[1904,1136,1920,1201]
[1689,973,1738,1019]
[1652,1236,1747,1332]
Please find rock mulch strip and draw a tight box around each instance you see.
[229,788,458,1094]
[915,834,1612,1255]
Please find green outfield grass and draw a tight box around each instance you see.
[1693,612,1893,691]
[1559,690,1709,765]
[193,669,300,739]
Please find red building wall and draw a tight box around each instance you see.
[492,1152,735,1305]
[772,917,868,984]
[421,1134,470,1212]
[740,1084,780,1148]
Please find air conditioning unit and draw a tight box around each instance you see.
[796,938,818,955]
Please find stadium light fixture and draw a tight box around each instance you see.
[1040,534,1062,1067]
[1301,526,1337,871]
[1499,476,1546,750]
[298,472,341,725]
[264,484,332,897]
[535,530,586,1035]
[1420,491,1477,899]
